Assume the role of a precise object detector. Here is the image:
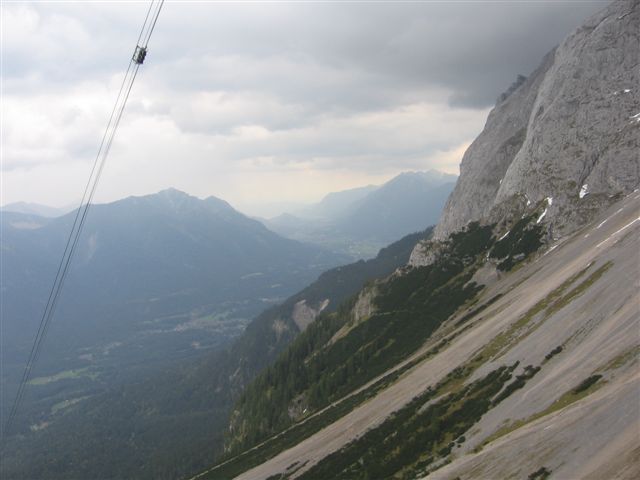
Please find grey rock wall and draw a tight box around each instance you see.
[425,0,639,255]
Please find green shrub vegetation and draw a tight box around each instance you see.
[480,371,606,449]
[544,345,563,362]
[528,466,552,480]
[572,374,602,394]
[296,364,520,480]
[489,215,544,271]
[492,364,541,406]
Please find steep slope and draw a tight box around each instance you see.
[199,3,640,478]
[223,230,430,394]
[0,229,426,480]
[432,0,639,243]
[203,168,639,480]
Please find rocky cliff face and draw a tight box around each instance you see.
[423,0,639,255]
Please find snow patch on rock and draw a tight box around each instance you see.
[579,184,589,199]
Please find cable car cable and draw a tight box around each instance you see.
[4,0,165,437]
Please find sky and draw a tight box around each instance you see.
[1,0,608,217]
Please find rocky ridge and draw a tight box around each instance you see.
[412,0,639,266]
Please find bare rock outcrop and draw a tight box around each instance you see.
[292,298,330,332]
[412,0,640,267]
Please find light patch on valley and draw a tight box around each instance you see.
[9,220,45,229]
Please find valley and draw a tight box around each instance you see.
[0,209,428,479]
[265,171,456,259]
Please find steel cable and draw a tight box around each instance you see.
[3,0,165,437]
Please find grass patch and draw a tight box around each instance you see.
[454,293,504,328]
[28,368,98,386]
[471,261,612,365]
[599,345,640,372]
[296,365,519,480]
[544,261,612,317]
[50,396,91,415]
[480,373,605,449]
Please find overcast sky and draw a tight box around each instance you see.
[1,0,608,216]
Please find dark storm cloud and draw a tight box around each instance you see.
[5,1,607,107]
[148,1,610,109]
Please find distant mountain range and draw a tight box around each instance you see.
[265,170,456,258]
[1,201,75,218]
[0,188,346,440]
[295,184,379,219]
[2,188,345,343]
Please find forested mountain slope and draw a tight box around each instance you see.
[0,225,427,480]
[211,191,639,480]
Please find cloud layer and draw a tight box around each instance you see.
[1,1,607,215]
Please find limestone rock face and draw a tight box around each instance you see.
[433,50,554,242]
[427,0,639,251]
[292,298,330,332]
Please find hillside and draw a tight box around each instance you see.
[198,2,640,478]
[2,188,344,360]
[0,188,346,463]
[267,171,456,258]
[211,190,639,480]
[295,184,378,220]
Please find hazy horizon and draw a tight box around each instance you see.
[1,1,607,214]
[1,168,457,218]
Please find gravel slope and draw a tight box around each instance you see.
[234,190,640,480]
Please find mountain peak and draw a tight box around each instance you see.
[108,189,240,220]
[119,188,199,212]
[383,170,457,191]
[157,187,191,198]
[204,194,233,209]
